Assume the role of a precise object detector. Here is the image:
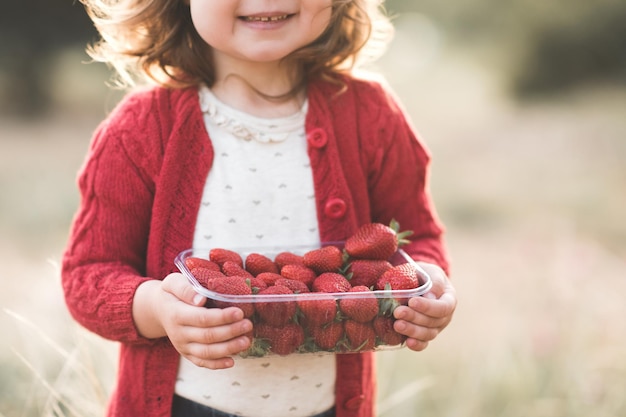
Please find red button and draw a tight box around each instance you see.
[307,128,328,148]
[324,198,347,219]
[344,395,365,411]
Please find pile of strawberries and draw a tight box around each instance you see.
[183,220,423,356]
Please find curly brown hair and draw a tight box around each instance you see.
[81,0,393,90]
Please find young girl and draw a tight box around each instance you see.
[62,1,457,416]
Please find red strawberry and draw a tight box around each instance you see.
[344,320,376,352]
[190,267,225,289]
[280,264,317,289]
[222,260,254,278]
[373,316,406,346]
[206,276,254,318]
[275,278,310,294]
[209,248,243,267]
[255,285,297,326]
[345,259,393,288]
[245,253,279,276]
[248,276,268,293]
[375,263,421,291]
[184,257,221,272]
[255,322,305,356]
[339,286,379,323]
[297,296,338,326]
[274,251,305,270]
[345,220,413,260]
[310,321,344,351]
[303,245,345,274]
[376,263,422,307]
[257,272,283,286]
[312,273,351,293]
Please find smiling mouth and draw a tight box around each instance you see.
[241,14,292,23]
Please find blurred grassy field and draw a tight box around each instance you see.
[1,13,626,417]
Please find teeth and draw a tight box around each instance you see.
[244,15,289,22]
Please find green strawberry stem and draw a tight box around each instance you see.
[378,283,401,316]
[241,338,271,358]
[390,218,414,247]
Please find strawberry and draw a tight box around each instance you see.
[275,278,310,294]
[190,267,225,289]
[184,257,221,272]
[280,264,317,289]
[375,263,421,291]
[255,285,297,326]
[303,245,344,274]
[373,316,406,346]
[297,296,338,326]
[344,220,413,260]
[255,322,305,356]
[209,248,243,268]
[274,251,305,270]
[248,276,268,293]
[312,272,351,293]
[205,276,255,318]
[309,321,344,351]
[256,272,283,286]
[221,260,254,278]
[344,320,376,352]
[376,263,422,307]
[245,253,279,276]
[344,259,393,288]
[339,286,379,323]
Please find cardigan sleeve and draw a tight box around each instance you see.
[354,79,450,274]
[61,89,165,344]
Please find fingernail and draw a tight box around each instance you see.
[242,320,253,332]
[395,321,406,332]
[241,335,252,348]
[193,293,205,305]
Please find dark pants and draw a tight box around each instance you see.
[171,394,336,417]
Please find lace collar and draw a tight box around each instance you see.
[199,85,308,143]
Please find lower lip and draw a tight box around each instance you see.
[239,15,293,30]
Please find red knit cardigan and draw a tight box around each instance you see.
[62,75,448,417]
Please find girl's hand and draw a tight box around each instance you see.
[392,263,457,351]
[133,273,252,369]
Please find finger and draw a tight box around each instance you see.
[194,307,248,328]
[183,353,236,370]
[405,338,429,352]
[417,262,447,298]
[393,319,439,342]
[407,291,457,320]
[162,273,206,306]
[393,305,442,329]
[183,317,253,345]
[171,306,248,333]
[184,335,252,368]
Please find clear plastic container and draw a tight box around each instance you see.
[174,244,432,357]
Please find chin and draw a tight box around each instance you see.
[239,43,305,63]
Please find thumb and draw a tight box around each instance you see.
[417,262,447,299]
[162,272,207,306]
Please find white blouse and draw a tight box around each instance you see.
[174,86,336,417]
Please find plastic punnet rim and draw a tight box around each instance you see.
[174,247,433,303]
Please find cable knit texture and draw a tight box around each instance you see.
[62,74,448,417]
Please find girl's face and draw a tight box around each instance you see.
[189,0,333,68]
